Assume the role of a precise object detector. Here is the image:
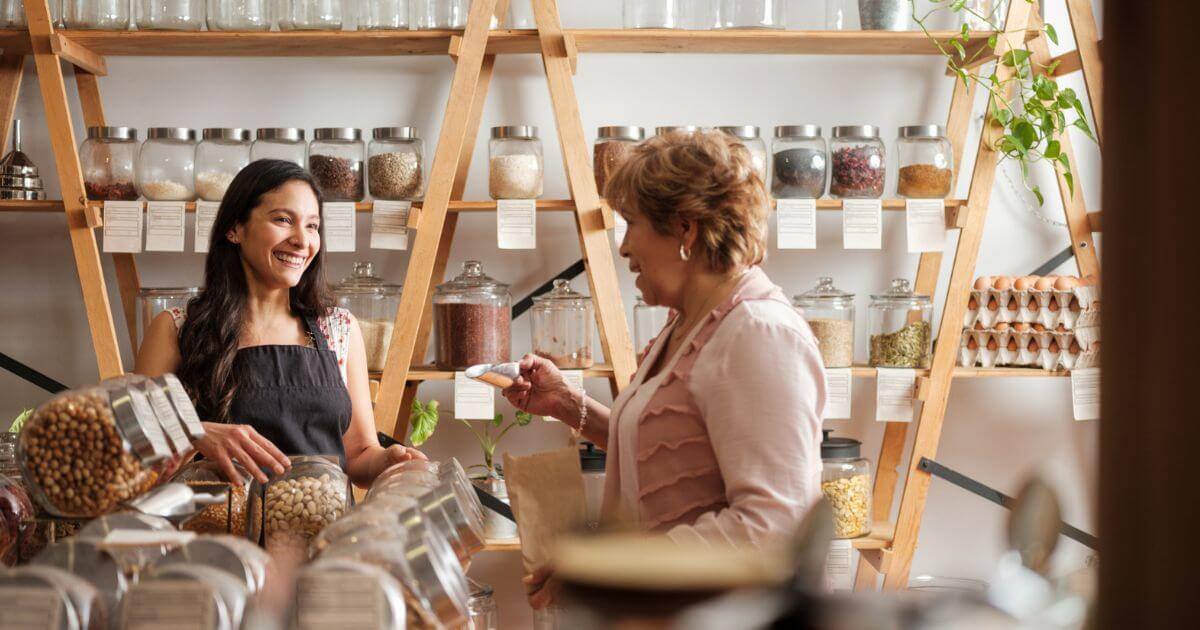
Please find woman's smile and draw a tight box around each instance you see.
[272,250,307,270]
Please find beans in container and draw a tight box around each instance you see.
[249,455,349,555]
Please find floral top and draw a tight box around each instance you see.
[167,306,352,385]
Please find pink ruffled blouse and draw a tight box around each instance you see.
[602,267,827,547]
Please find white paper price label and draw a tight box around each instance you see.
[323,202,357,252]
[825,539,854,592]
[370,200,411,250]
[454,372,495,420]
[842,199,882,250]
[102,201,143,253]
[194,201,220,253]
[497,199,537,249]
[777,198,817,249]
[1070,367,1100,421]
[823,367,853,420]
[875,368,917,422]
[145,201,186,252]
[613,212,628,246]
[906,199,947,253]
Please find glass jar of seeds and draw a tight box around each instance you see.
[80,126,139,201]
[332,262,402,373]
[896,125,953,199]
[137,0,206,30]
[251,128,307,167]
[433,260,512,371]
[792,277,855,368]
[821,430,871,539]
[771,125,827,199]
[594,126,643,198]
[195,128,252,202]
[868,278,932,368]
[249,455,349,554]
[137,127,197,201]
[829,125,885,199]
[489,126,543,200]
[310,128,364,202]
[531,279,594,369]
[717,125,767,182]
[369,126,424,201]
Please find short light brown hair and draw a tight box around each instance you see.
[604,130,768,273]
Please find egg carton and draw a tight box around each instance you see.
[958,323,1095,371]
[963,276,1100,331]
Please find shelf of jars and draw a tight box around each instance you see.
[375,364,616,382]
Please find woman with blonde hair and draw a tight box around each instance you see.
[504,130,827,607]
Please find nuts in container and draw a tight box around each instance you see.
[820,431,872,539]
[250,455,349,554]
[172,460,252,536]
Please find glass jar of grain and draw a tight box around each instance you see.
[896,124,953,199]
[821,430,872,539]
[792,277,855,368]
[194,128,252,202]
[309,128,364,202]
[332,262,402,374]
[80,126,139,201]
[593,126,643,198]
[489,126,543,200]
[137,127,197,201]
[868,278,932,368]
[369,127,424,201]
[433,260,511,370]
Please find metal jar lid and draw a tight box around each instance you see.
[373,126,420,141]
[491,125,538,140]
[202,128,252,142]
[717,125,761,140]
[313,127,362,142]
[832,125,880,139]
[898,124,945,139]
[87,126,137,141]
[255,128,305,142]
[793,276,855,309]
[655,125,700,136]
[775,124,822,139]
[821,430,862,459]
[147,127,197,142]
[597,126,644,141]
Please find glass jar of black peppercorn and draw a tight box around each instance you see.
[771,125,827,199]
[829,125,885,199]
[309,128,364,202]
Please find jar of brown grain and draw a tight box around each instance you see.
[432,261,512,371]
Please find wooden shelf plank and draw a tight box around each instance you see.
[482,537,521,552]
[952,366,1071,378]
[852,521,895,550]
[370,363,616,382]
[568,29,1000,56]
[0,199,62,212]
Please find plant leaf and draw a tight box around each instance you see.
[1012,120,1037,149]
[1063,171,1075,197]
[1002,49,1031,67]
[961,23,969,38]
[1031,185,1045,206]
[9,408,32,433]
[951,39,966,59]
[995,106,1014,126]
[515,410,534,426]
[988,34,998,49]
[409,400,440,447]
[1044,140,1061,159]
[1044,24,1058,45]
[492,412,504,427]
[1072,117,1095,141]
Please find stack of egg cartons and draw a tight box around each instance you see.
[960,275,1100,371]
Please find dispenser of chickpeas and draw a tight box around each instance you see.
[820,431,872,539]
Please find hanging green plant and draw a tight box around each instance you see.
[914,0,1095,205]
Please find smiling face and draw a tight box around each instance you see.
[227,180,322,291]
[618,207,690,309]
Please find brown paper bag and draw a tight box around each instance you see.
[503,447,587,573]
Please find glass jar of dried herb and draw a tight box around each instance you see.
[868,278,932,368]
[896,124,953,199]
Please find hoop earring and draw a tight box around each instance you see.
[679,244,690,262]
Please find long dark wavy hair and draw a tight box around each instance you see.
[177,159,332,421]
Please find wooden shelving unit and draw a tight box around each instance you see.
[4,0,1102,583]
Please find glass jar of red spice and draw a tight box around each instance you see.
[433,261,512,371]
[829,125,886,199]
[80,126,139,201]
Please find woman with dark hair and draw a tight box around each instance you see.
[135,159,424,486]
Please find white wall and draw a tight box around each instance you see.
[0,1,1102,626]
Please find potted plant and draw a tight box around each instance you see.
[408,399,533,540]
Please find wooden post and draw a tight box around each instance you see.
[1065,0,1103,144]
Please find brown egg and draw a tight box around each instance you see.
[1049,300,1060,312]
[1014,276,1034,291]
[994,322,1009,332]
[968,296,978,310]
[974,276,992,291]
[1007,298,1019,312]
[1048,340,1060,353]
[1014,323,1030,332]
[987,297,999,311]
[1054,276,1079,291]
[1027,339,1040,352]
[1034,277,1055,291]
[967,336,979,350]
[1032,323,1046,332]
[1055,323,1067,332]
[1069,298,1081,312]
[987,338,999,351]
[974,320,986,331]
[1069,339,1081,354]
[992,276,1013,291]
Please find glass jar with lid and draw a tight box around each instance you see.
[137,127,197,201]
[531,279,594,369]
[137,287,198,346]
[63,0,128,29]
[295,560,408,630]
[1,565,108,629]
[171,460,252,536]
[208,0,270,30]
[195,128,252,202]
[310,127,364,202]
[489,126,543,200]
[821,430,872,539]
[623,0,676,28]
[332,262,402,373]
[793,277,855,368]
[359,0,409,29]
[896,124,953,199]
[80,126,139,201]
[718,0,785,29]
[138,0,206,30]
[127,564,250,630]
[655,125,700,137]
[289,0,342,29]
[868,278,933,368]
[413,0,467,29]
[678,0,717,29]
[594,126,643,197]
[155,536,271,594]
[468,579,499,630]
[830,125,886,199]
[433,260,511,370]
[251,128,307,167]
[633,295,669,354]
[31,538,129,618]
[369,126,425,201]
[772,124,827,199]
[250,455,349,554]
[717,125,767,182]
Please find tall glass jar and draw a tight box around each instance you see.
[275,0,293,29]
[467,579,499,630]
[594,126,643,198]
[332,262,402,373]
[171,460,252,536]
[868,278,933,368]
[717,125,767,182]
[251,128,307,167]
[309,127,364,202]
[623,0,676,28]
[821,431,872,539]
[896,124,953,199]
[413,0,467,29]
[718,0,784,29]
[250,455,349,553]
[489,126,542,200]
[793,277,855,368]
[137,287,199,346]
[829,125,885,199]
[137,127,197,202]
[358,0,408,29]
[207,0,271,30]
[433,260,511,370]
[63,0,128,29]
[290,0,342,29]
[678,0,717,29]
[195,128,252,202]
[369,126,424,201]
[772,125,827,199]
[633,295,669,354]
[531,279,594,369]
[80,126,139,201]
[138,0,206,30]
[0,0,33,28]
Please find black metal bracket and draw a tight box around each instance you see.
[0,351,68,395]
[918,457,1098,550]
[1029,245,1076,277]
[511,258,587,320]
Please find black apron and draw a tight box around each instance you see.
[228,313,352,464]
